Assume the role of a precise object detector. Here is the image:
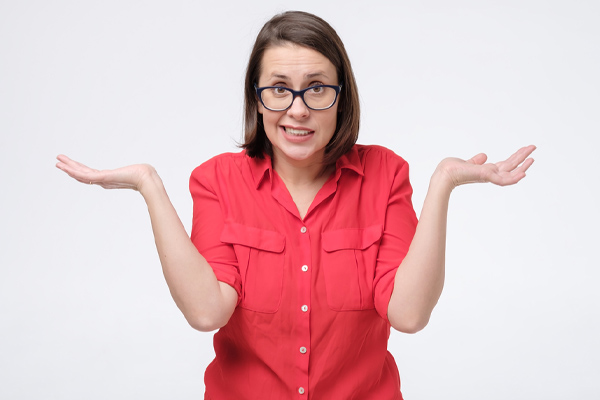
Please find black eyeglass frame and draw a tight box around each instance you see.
[254,84,343,111]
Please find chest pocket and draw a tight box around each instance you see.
[221,223,286,313]
[321,224,383,311]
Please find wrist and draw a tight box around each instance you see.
[431,164,456,194]
[137,166,163,198]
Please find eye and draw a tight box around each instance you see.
[307,84,326,95]
[268,86,291,98]
[307,82,326,93]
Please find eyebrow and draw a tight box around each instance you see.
[270,72,329,80]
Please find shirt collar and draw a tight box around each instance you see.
[334,145,364,177]
[248,152,272,189]
[247,145,364,190]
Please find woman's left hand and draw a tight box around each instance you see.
[436,145,536,189]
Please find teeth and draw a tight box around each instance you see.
[285,127,312,136]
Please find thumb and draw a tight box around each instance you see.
[468,153,488,165]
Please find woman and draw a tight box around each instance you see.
[56,11,535,400]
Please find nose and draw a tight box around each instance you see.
[286,95,310,119]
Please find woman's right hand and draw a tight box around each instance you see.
[56,154,156,192]
[56,154,237,331]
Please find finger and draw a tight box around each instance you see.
[497,145,536,171]
[56,154,70,162]
[486,171,525,186]
[498,157,535,185]
[468,153,488,165]
[512,157,535,176]
[57,154,82,168]
[73,176,95,185]
[56,154,96,173]
[58,164,93,182]
[57,159,103,185]
[489,158,534,186]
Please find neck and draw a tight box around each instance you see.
[272,151,330,186]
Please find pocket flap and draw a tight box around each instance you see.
[221,222,286,253]
[322,224,383,252]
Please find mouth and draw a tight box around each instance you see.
[283,126,314,136]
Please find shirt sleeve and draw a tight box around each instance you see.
[373,153,418,321]
[189,160,242,304]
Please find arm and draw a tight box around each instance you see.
[387,145,536,333]
[56,155,237,332]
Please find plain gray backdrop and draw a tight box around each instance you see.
[1,0,599,399]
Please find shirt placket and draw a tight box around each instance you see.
[269,174,314,398]
[296,223,311,398]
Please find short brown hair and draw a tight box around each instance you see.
[242,11,360,166]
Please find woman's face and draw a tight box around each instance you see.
[257,43,339,168]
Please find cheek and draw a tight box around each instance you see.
[262,111,278,127]
[324,110,338,131]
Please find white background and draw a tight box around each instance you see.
[1,0,599,399]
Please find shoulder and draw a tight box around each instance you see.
[190,151,246,180]
[191,151,246,174]
[353,144,410,172]
[189,150,248,191]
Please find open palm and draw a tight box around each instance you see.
[56,154,156,191]
[438,145,536,188]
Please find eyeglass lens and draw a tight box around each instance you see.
[261,87,337,110]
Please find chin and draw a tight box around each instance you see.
[280,146,322,162]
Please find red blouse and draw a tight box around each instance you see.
[190,144,418,400]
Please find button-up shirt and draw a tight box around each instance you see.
[190,144,418,400]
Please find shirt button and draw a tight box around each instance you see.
[299,346,307,354]
[301,305,308,312]
[301,265,308,272]
[298,387,305,395]
[300,226,307,233]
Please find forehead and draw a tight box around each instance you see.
[259,44,337,83]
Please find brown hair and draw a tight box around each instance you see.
[242,11,360,166]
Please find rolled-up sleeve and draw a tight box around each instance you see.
[189,161,242,304]
[373,154,418,321]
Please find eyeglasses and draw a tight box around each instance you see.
[255,84,342,111]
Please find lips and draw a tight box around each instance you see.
[279,125,315,143]
[284,126,314,136]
